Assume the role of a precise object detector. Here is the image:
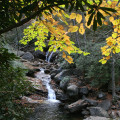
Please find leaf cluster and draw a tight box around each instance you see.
[0,48,32,120]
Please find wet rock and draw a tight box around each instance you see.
[44,69,50,74]
[51,73,57,79]
[88,107,109,117]
[66,100,88,113]
[110,111,117,119]
[83,116,110,120]
[33,50,45,60]
[85,98,98,106]
[97,100,111,111]
[50,68,61,75]
[56,92,69,102]
[22,96,43,104]
[22,52,34,61]
[54,72,63,83]
[97,92,106,100]
[54,69,75,83]
[82,110,90,116]
[26,69,40,78]
[79,86,89,95]
[116,111,120,117]
[66,85,78,97]
[60,76,70,91]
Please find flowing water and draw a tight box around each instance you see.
[29,69,82,120]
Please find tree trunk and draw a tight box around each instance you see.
[111,55,116,98]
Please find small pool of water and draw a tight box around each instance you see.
[28,101,82,120]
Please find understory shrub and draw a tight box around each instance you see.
[0,48,32,120]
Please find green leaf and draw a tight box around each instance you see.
[87,12,95,26]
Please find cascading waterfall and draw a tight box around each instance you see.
[45,51,54,63]
[36,68,58,101]
[47,51,54,63]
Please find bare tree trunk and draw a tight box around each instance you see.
[111,55,116,98]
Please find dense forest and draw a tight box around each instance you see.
[0,0,120,120]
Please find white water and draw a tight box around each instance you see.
[47,51,54,63]
[36,68,58,102]
[45,51,54,63]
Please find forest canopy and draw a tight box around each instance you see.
[0,0,120,63]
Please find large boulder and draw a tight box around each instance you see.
[60,76,70,91]
[66,85,78,98]
[88,107,109,117]
[56,92,69,102]
[22,52,34,61]
[79,86,89,96]
[83,116,110,120]
[33,50,46,60]
[54,69,75,83]
[97,100,111,111]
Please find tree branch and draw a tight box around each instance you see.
[0,3,64,35]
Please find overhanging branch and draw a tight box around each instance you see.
[0,3,65,35]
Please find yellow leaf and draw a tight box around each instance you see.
[83,52,90,56]
[104,21,108,25]
[109,16,114,22]
[115,47,120,53]
[62,52,66,58]
[66,40,71,45]
[65,56,73,64]
[106,55,110,60]
[57,25,64,30]
[79,23,85,35]
[112,32,118,38]
[85,22,91,29]
[70,13,76,19]
[76,14,82,23]
[68,26,78,32]
[99,59,107,64]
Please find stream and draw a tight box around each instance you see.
[29,68,82,120]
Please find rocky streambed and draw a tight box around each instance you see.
[20,58,120,120]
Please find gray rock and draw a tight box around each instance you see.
[51,73,57,79]
[83,116,110,120]
[44,69,50,74]
[88,107,109,117]
[79,86,89,95]
[82,110,90,116]
[66,100,88,113]
[97,92,106,100]
[22,52,34,61]
[85,99,98,106]
[56,92,69,102]
[116,111,120,117]
[67,85,78,97]
[110,111,116,119]
[54,69,75,82]
[33,50,45,60]
[54,72,63,83]
[97,100,111,111]
[15,51,25,57]
[60,76,70,91]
